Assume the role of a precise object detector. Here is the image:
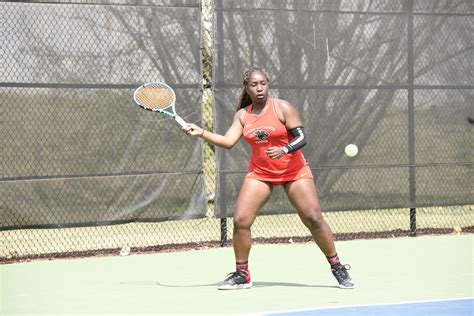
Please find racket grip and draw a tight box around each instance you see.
[174,115,187,127]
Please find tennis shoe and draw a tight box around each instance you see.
[332,264,354,289]
[217,269,252,290]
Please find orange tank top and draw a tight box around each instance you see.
[242,98,307,178]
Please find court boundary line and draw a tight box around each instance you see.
[254,296,474,315]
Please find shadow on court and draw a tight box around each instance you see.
[120,280,338,289]
[253,281,338,289]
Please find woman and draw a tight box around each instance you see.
[183,67,354,290]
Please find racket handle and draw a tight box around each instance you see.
[174,115,187,127]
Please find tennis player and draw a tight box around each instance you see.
[183,67,354,290]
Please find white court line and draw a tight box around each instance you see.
[243,296,474,316]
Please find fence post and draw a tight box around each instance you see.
[215,0,228,246]
[407,0,417,237]
[410,208,417,236]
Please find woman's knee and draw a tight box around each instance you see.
[301,211,325,230]
[233,214,253,230]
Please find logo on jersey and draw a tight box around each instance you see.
[254,130,269,141]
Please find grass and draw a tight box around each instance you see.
[1,205,472,260]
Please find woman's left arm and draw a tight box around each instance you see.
[265,100,307,159]
[278,100,303,129]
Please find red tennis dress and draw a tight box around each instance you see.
[242,98,313,185]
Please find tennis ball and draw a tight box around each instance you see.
[345,144,358,157]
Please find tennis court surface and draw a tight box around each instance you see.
[263,298,472,316]
[1,234,472,315]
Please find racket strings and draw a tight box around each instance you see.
[136,85,174,110]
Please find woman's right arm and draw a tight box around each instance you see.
[182,109,245,149]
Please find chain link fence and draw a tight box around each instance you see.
[1,0,473,263]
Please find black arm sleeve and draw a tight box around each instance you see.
[282,126,306,154]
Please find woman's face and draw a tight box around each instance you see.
[245,71,269,103]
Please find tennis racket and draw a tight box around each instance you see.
[133,82,187,128]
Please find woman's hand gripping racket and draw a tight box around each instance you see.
[133,82,189,129]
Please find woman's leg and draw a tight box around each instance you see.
[233,178,273,262]
[284,178,354,288]
[283,179,336,256]
[217,178,273,290]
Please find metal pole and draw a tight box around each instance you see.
[215,0,228,246]
[407,0,417,237]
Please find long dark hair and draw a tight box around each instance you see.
[236,67,270,111]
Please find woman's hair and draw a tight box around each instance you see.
[236,67,270,111]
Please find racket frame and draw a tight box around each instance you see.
[133,81,187,127]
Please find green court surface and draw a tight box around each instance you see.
[1,234,472,315]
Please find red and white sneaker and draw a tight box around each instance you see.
[217,269,252,290]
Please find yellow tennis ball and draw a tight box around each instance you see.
[345,144,358,157]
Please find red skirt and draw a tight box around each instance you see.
[245,164,313,186]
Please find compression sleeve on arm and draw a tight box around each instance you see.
[281,126,306,154]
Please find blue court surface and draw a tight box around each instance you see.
[264,298,473,316]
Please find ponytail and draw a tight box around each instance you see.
[236,88,253,111]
